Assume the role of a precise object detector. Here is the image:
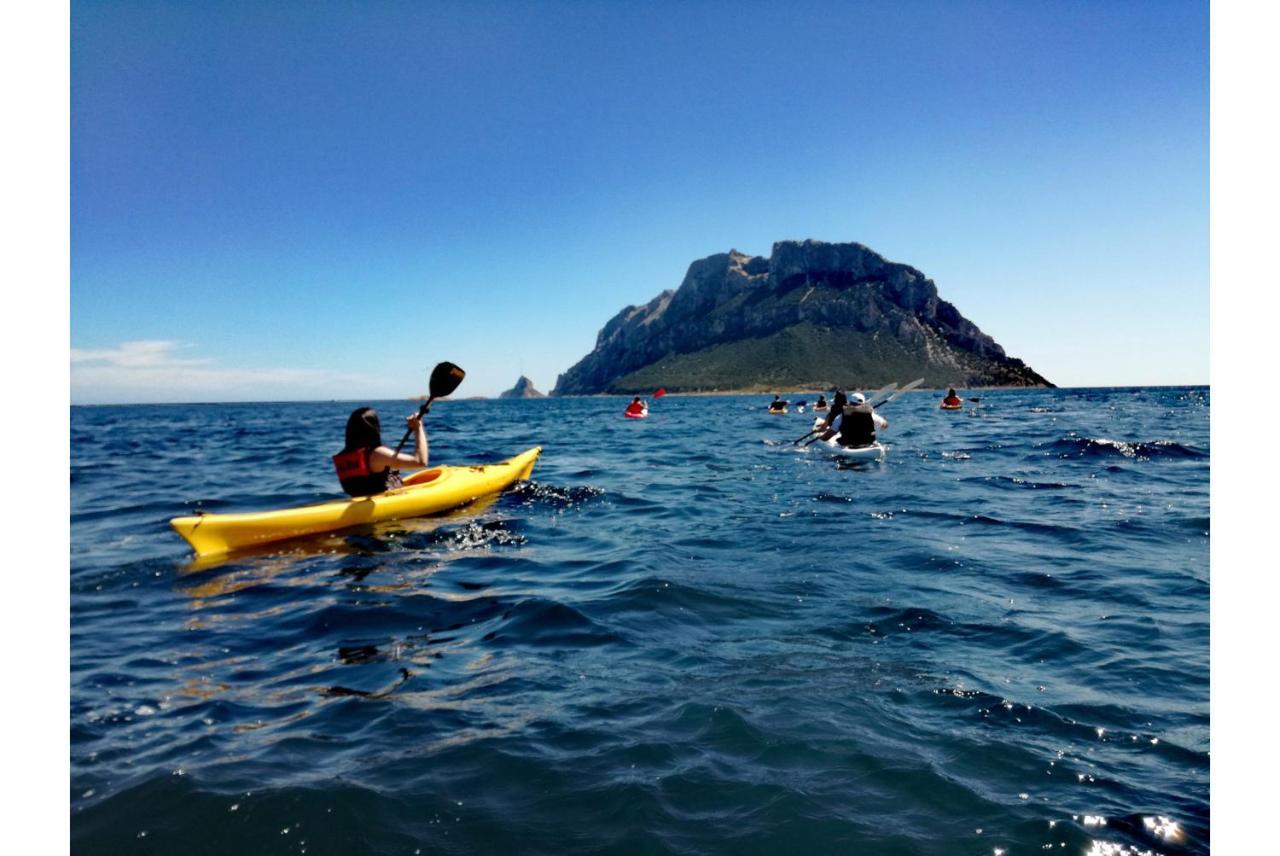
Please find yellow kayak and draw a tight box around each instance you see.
[171,447,542,557]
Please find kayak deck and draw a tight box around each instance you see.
[171,447,541,557]
[822,439,887,460]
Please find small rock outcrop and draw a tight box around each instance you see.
[552,240,1051,394]
[499,376,546,399]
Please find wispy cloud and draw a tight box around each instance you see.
[71,341,386,404]
[70,340,212,369]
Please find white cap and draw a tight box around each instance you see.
[850,392,866,405]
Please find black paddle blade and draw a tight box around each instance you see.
[428,362,466,399]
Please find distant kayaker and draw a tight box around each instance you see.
[768,395,788,413]
[815,394,828,411]
[821,392,888,448]
[942,387,962,408]
[332,407,428,496]
[625,397,648,417]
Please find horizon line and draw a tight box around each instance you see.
[70,383,1210,407]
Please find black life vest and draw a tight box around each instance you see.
[836,404,876,447]
[333,447,403,497]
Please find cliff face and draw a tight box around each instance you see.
[499,376,546,399]
[552,240,1050,394]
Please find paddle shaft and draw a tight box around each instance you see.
[393,400,431,456]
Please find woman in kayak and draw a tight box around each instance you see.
[942,387,963,408]
[624,397,648,417]
[822,392,888,447]
[815,394,828,411]
[768,395,788,413]
[333,407,428,496]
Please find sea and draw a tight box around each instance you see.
[70,387,1210,854]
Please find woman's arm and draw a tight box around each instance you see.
[368,413,429,470]
[817,411,842,440]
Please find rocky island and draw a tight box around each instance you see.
[499,376,546,399]
[552,240,1050,395]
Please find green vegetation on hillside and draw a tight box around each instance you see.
[606,323,1010,393]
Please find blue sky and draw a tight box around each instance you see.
[70,0,1208,403]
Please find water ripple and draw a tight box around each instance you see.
[71,388,1210,852]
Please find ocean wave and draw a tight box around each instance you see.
[488,597,624,648]
[1045,435,1208,461]
[506,480,604,510]
[420,519,528,551]
[965,474,1080,490]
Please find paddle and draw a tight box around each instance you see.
[871,376,925,407]
[792,381,896,444]
[393,362,466,455]
[802,377,924,447]
[790,427,822,444]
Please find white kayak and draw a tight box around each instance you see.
[821,438,887,460]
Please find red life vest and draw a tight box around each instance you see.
[625,402,645,416]
[333,447,402,496]
[333,447,371,480]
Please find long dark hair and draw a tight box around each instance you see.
[344,407,383,451]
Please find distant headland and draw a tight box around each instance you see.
[499,376,547,399]
[552,240,1051,395]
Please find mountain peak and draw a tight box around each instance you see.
[553,239,1049,395]
[498,376,546,398]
